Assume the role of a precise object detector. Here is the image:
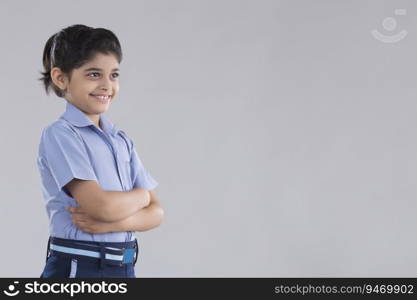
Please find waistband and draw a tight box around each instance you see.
[50,236,137,249]
[46,236,138,267]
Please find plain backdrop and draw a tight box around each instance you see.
[1,0,416,277]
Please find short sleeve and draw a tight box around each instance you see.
[40,124,98,192]
[130,144,159,191]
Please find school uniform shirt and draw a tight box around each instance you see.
[37,101,158,243]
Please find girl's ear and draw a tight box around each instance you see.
[50,67,68,91]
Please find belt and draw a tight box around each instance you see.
[46,237,138,267]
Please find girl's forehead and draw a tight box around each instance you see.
[82,53,119,69]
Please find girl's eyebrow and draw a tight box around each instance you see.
[84,67,120,72]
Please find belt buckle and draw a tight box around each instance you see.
[121,248,136,265]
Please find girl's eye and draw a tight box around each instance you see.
[87,72,120,79]
[88,72,100,78]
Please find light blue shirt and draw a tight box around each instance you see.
[37,101,158,242]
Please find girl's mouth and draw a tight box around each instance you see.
[90,94,112,103]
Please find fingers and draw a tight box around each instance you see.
[67,206,78,213]
[71,214,87,223]
[67,209,102,234]
[67,206,87,215]
[72,216,89,231]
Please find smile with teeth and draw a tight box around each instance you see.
[90,94,112,102]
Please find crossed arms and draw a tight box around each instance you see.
[65,179,164,234]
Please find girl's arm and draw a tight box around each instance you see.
[66,179,151,222]
[68,190,164,233]
[110,201,163,232]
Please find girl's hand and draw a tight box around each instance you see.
[66,206,115,234]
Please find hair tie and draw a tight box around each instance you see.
[50,34,58,69]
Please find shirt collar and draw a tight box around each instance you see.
[61,101,118,136]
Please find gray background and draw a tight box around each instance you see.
[0,0,416,277]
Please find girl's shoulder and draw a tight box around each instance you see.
[40,118,83,144]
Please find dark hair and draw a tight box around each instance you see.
[38,24,122,98]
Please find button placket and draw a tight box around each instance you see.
[94,127,131,241]
[95,128,126,191]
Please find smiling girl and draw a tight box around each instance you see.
[37,24,164,278]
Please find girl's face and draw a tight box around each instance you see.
[63,53,120,123]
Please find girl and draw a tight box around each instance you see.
[37,24,164,278]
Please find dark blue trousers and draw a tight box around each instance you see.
[40,237,138,278]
